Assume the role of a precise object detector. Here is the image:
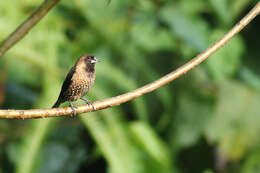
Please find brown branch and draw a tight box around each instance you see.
[0,0,61,57]
[1,2,260,119]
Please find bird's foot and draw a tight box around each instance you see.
[80,98,96,110]
[69,102,77,116]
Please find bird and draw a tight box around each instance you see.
[52,54,99,115]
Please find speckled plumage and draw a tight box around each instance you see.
[52,54,98,109]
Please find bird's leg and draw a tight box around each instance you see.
[80,97,96,110]
[69,102,77,116]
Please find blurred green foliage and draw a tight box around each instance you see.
[0,0,260,173]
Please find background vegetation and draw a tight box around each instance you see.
[0,0,260,172]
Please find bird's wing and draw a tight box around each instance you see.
[57,67,75,100]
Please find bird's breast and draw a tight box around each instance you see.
[67,71,95,101]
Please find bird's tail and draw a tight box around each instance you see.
[52,99,62,108]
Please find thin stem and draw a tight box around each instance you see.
[0,2,259,119]
[0,0,61,57]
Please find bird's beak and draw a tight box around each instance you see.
[91,57,100,63]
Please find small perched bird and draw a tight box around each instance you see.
[52,54,99,115]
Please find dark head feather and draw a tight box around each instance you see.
[77,54,99,72]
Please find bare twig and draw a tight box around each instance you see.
[0,2,260,119]
[0,0,61,57]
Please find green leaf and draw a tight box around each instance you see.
[231,0,251,19]
[81,113,145,173]
[203,169,215,173]
[172,68,214,147]
[206,30,245,81]
[205,80,260,160]
[209,0,232,25]
[131,20,175,51]
[129,122,172,169]
[242,148,260,173]
[160,5,210,52]
[15,119,56,173]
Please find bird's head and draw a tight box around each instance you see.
[76,54,100,73]
[83,54,99,64]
